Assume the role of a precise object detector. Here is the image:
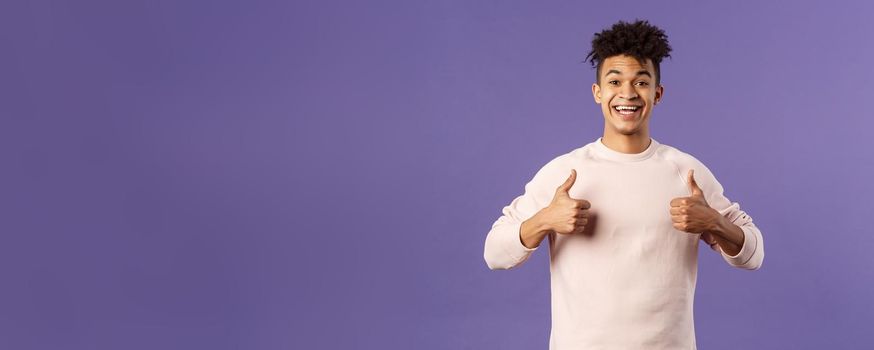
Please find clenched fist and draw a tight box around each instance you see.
[670,169,720,234]
[539,169,591,235]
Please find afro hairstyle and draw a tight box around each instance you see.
[585,19,672,86]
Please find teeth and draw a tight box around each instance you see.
[614,105,639,111]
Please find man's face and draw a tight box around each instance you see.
[591,55,663,137]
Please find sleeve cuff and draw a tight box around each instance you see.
[719,225,757,265]
[498,222,537,264]
[511,222,538,252]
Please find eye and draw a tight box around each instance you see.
[608,80,619,85]
[635,81,649,86]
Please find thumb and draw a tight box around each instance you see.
[687,169,704,197]
[555,169,577,195]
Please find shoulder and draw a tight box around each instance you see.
[544,142,598,171]
[656,141,722,189]
[529,142,598,185]
[657,142,703,167]
[657,142,711,172]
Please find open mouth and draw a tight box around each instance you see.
[612,105,642,120]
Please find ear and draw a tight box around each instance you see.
[592,83,602,104]
[655,85,664,104]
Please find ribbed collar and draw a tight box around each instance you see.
[592,137,660,162]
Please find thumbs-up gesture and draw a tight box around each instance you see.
[670,169,719,233]
[537,169,591,235]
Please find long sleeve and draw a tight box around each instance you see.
[691,162,765,270]
[484,157,564,270]
[714,203,764,270]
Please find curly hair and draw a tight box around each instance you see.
[585,20,672,85]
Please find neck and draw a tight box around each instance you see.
[600,132,652,154]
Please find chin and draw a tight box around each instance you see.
[610,124,639,135]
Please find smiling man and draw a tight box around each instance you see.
[483,20,764,349]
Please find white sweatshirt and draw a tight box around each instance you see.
[484,137,764,350]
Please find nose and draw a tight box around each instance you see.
[619,83,638,100]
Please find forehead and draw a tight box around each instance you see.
[601,55,654,76]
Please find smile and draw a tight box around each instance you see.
[613,105,643,120]
[612,105,642,116]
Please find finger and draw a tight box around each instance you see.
[698,233,718,250]
[670,197,686,207]
[687,169,704,197]
[670,214,685,223]
[556,169,577,195]
[669,207,684,215]
[576,199,591,209]
[575,210,588,218]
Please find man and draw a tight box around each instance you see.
[483,19,764,349]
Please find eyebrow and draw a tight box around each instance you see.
[605,69,652,78]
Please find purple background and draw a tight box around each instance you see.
[3,0,873,349]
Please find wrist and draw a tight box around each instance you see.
[706,212,744,245]
[520,214,550,248]
[706,209,727,234]
[530,211,553,236]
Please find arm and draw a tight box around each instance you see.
[483,216,546,270]
[707,204,764,270]
[693,165,765,270]
[484,159,562,270]
[520,215,551,249]
[706,215,744,256]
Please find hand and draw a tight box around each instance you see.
[700,232,719,250]
[537,169,591,235]
[670,169,720,234]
